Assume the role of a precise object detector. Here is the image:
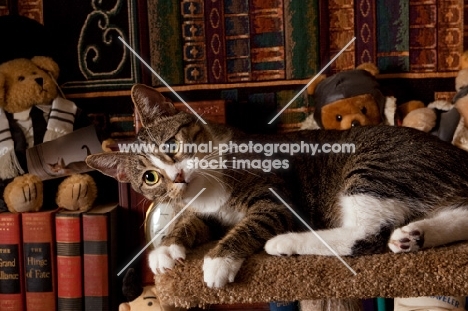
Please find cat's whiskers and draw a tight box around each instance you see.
[194,170,232,192]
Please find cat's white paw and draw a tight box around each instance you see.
[202,257,244,288]
[148,244,186,274]
[388,224,425,253]
[265,233,300,256]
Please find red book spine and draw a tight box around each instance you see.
[355,0,376,65]
[409,0,437,72]
[83,214,109,310]
[21,210,57,311]
[0,213,25,311]
[55,212,83,310]
[437,0,463,71]
[204,0,226,83]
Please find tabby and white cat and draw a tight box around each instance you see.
[86,84,468,288]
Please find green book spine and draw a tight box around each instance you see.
[224,0,252,82]
[276,90,311,132]
[284,0,319,79]
[376,0,409,73]
[147,0,184,86]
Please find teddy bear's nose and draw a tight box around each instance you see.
[351,120,361,127]
[35,77,44,88]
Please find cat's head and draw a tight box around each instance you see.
[86,84,230,209]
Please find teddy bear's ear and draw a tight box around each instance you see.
[31,56,60,80]
[306,74,326,95]
[356,63,379,76]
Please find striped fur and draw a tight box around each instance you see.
[86,85,468,288]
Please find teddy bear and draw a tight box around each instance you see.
[300,62,468,148]
[119,268,181,311]
[300,63,397,130]
[0,56,97,213]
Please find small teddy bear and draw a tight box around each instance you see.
[119,268,181,311]
[0,56,97,213]
[301,63,397,130]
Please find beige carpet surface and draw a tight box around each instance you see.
[153,242,468,308]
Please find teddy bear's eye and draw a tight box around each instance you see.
[32,71,37,75]
[361,107,367,115]
[336,115,342,122]
[17,76,25,82]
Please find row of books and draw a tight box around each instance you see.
[148,0,319,85]
[0,202,120,311]
[147,0,467,87]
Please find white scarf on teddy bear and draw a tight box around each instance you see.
[0,97,77,179]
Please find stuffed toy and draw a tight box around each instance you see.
[0,56,97,213]
[451,50,468,151]
[119,268,181,311]
[300,62,468,149]
[300,63,397,130]
[397,51,468,150]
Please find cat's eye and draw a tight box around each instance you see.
[361,107,367,115]
[143,170,159,185]
[162,138,180,155]
[336,115,342,122]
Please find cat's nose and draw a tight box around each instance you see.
[173,171,185,183]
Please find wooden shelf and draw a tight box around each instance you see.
[63,71,458,99]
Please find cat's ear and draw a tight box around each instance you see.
[131,84,177,127]
[86,153,133,183]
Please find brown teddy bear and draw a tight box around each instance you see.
[0,56,97,213]
[119,268,181,311]
[301,63,397,130]
[301,63,465,147]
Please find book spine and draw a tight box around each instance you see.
[147,0,184,86]
[376,0,409,73]
[55,212,83,310]
[328,0,355,73]
[22,211,57,311]
[318,0,331,71]
[0,213,25,311]
[269,301,298,311]
[284,0,320,79]
[173,100,226,124]
[464,1,468,51]
[275,90,311,132]
[83,213,109,311]
[437,0,463,72]
[355,0,377,65]
[17,0,43,24]
[249,0,285,81]
[224,0,251,82]
[181,0,208,84]
[204,0,226,83]
[409,0,437,72]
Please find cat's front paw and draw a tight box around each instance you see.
[202,257,244,288]
[388,225,425,253]
[148,244,186,274]
[265,233,299,256]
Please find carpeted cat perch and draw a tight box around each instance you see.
[154,242,468,308]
